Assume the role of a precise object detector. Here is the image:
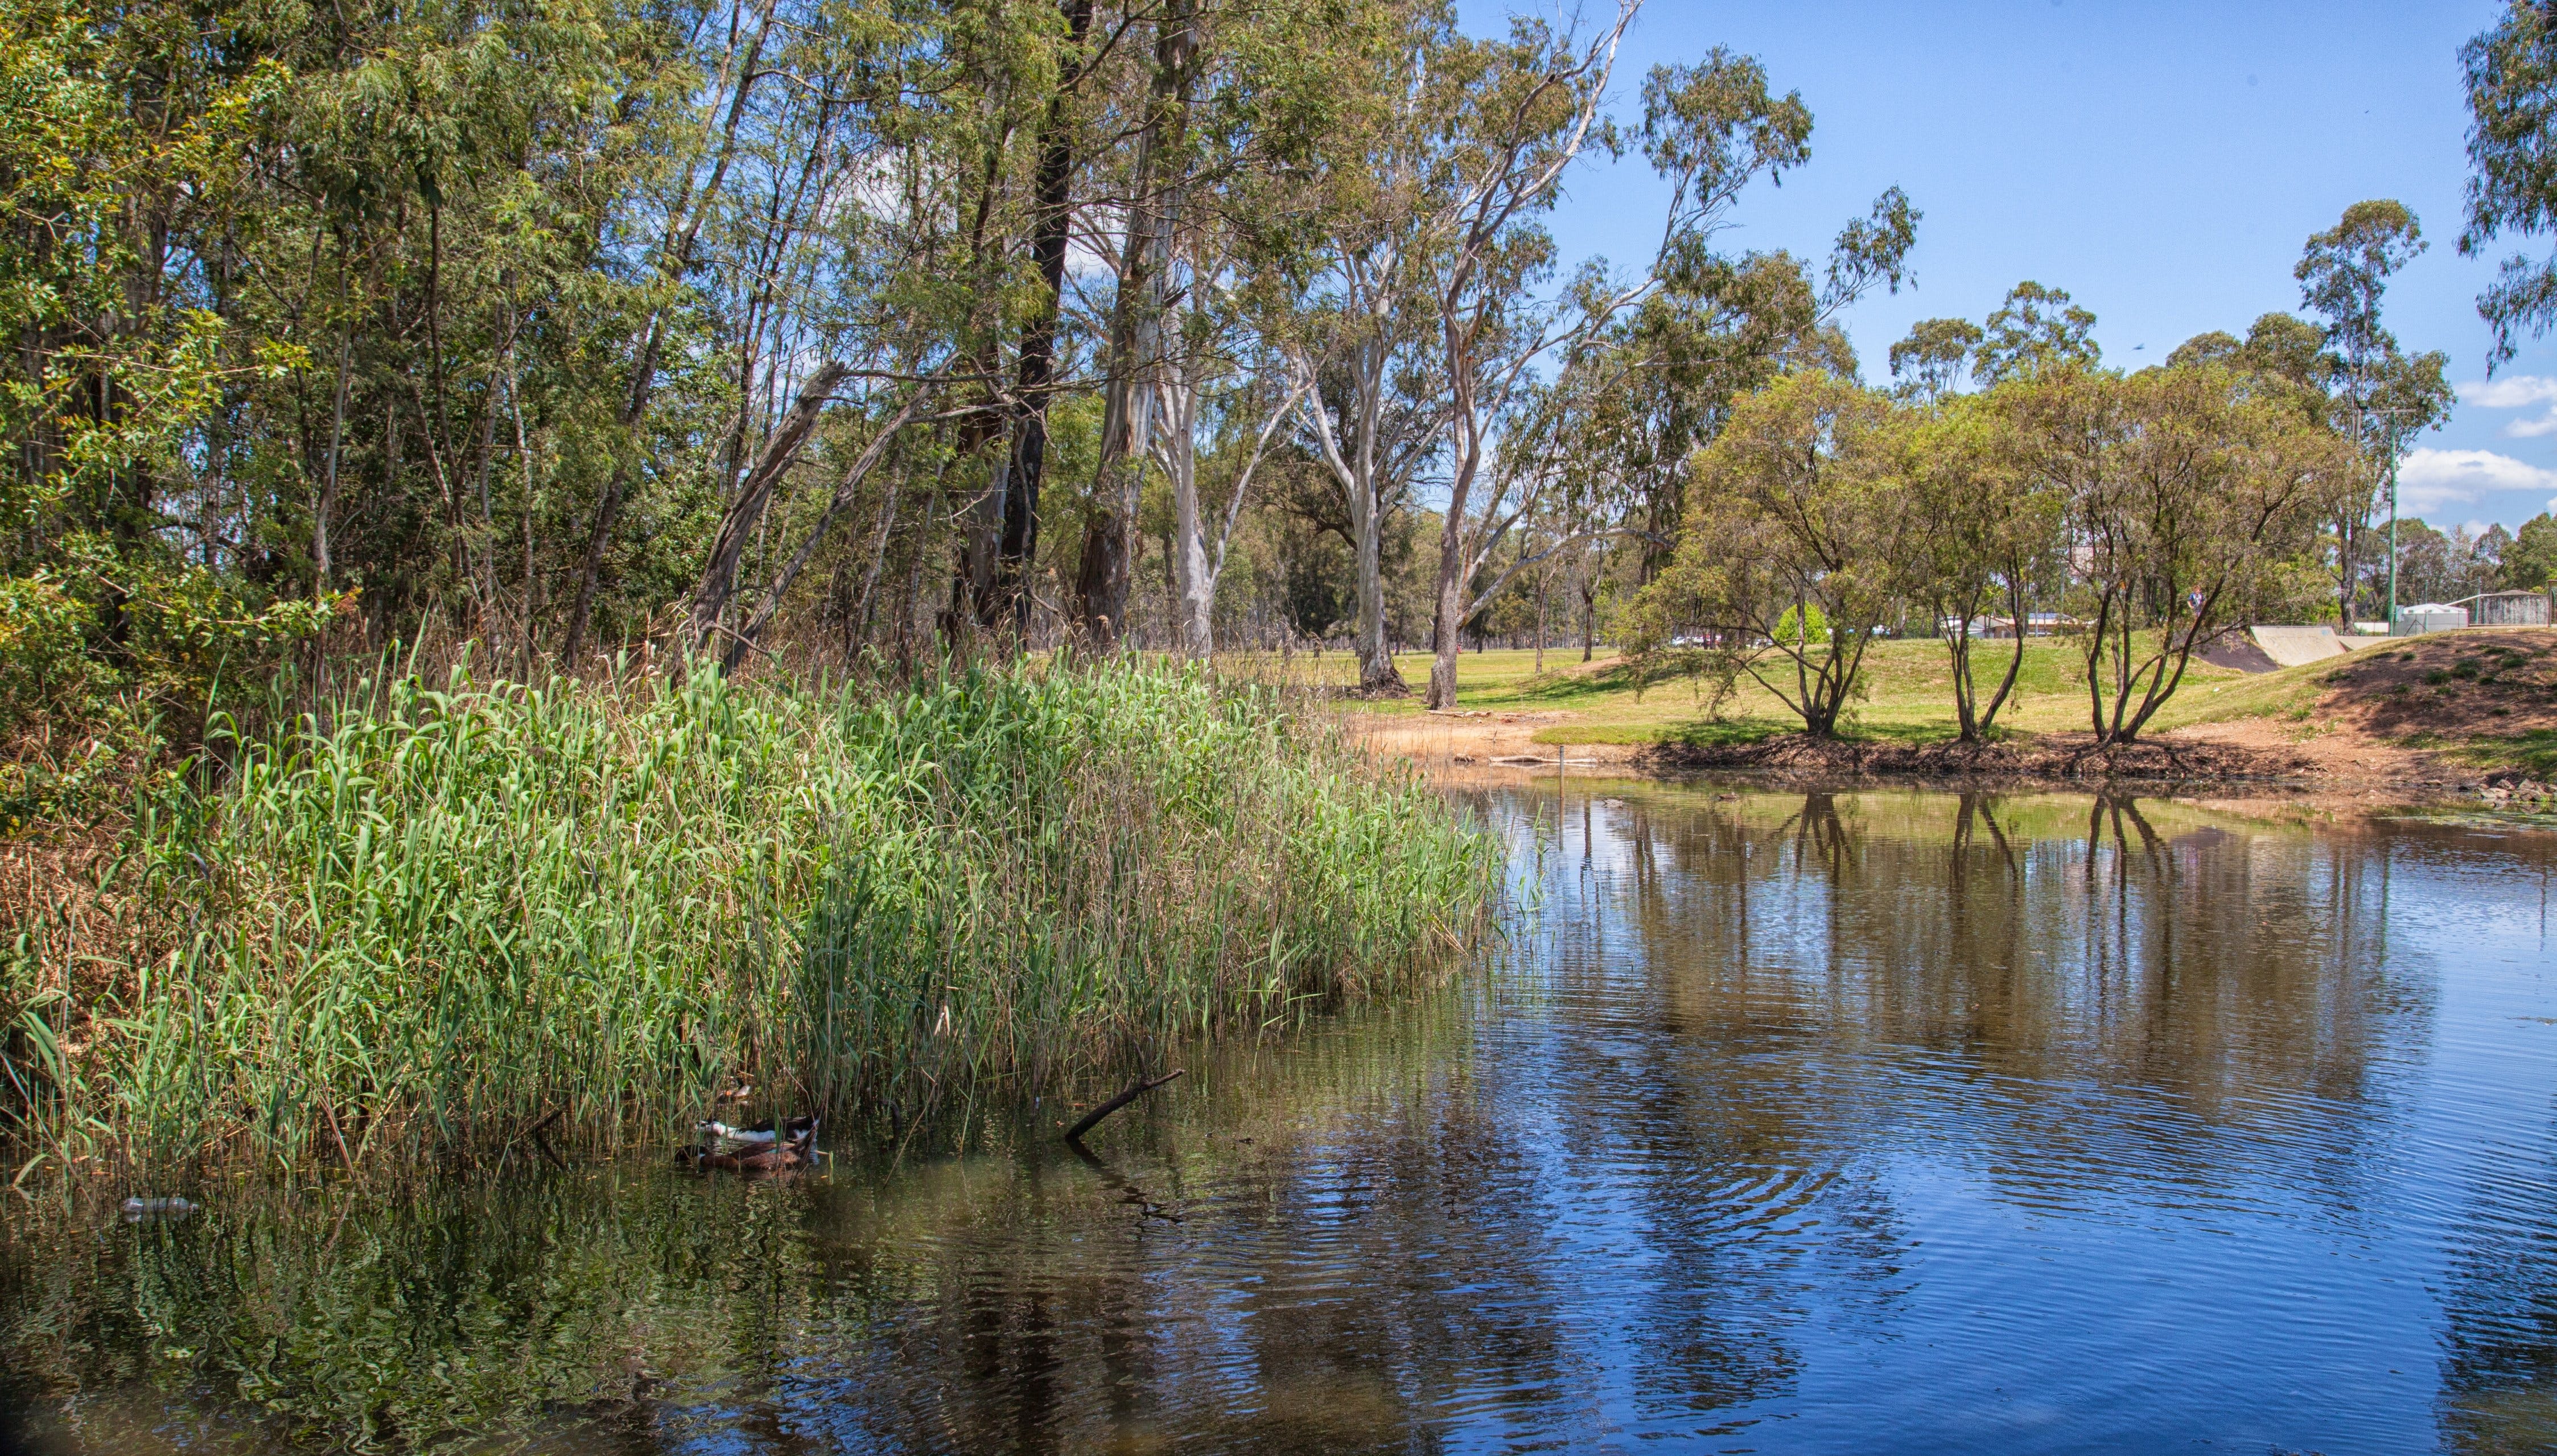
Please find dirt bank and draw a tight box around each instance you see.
[1343,710,1644,770]
[1636,731,2323,784]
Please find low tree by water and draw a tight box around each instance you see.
[2011,363,2355,745]
[1627,372,1908,739]
[1901,394,2059,741]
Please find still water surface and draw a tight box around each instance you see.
[5,783,2555,1454]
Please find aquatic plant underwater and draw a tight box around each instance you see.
[2,657,1494,1168]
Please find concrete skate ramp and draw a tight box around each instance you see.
[2199,634,2280,674]
[2248,625,2364,669]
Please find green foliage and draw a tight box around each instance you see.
[1974,281,2099,386]
[1628,371,1905,737]
[0,0,340,812]
[2008,361,2356,743]
[1889,317,1984,402]
[2287,200,2453,622]
[1772,603,1831,644]
[2463,2,2557,362]
[2505,512,2557,590]
[3,658,1494,1163]
[1900,391,2060,739]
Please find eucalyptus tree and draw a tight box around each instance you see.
[1413,2,1638,708]
[1473,44,1910,634]
[2463,1,2557,364]
[1599,253,1822,586]
[978,0,1110,634]
[1273,0,1460,694]
[2509,511,2557,590]
[1135,216,1312,657]
[1971,281,2099,386]
[562,0,850,665]
[1073,0,1197,641]
[1901,394,2059,740]
[1068,0,1353,649]
[2294,201,2451,625]
[1417,22,1922,709]
[1888,318,1983,403]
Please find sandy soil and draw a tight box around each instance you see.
[1341,710,1641,770]
[2160,718,2453,785]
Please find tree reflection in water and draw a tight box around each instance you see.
[3,784,2554,1454]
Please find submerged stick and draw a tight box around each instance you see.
[524,1108,566,1168]
[1062,1069,1185,1144]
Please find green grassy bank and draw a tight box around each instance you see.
[1287,633,2557,776]
[1280,640,2268,745]
[2,659,1495,1167]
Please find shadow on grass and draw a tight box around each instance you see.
[2441,729,2557,778]
[1490,661,1645,704]
[1645,717,1967,748]
[1840,720,1967,746]
[1654,719,1788,749]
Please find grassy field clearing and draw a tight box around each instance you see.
[1268,639,2315,746]
[1256,630,2557,778]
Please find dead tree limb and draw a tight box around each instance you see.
[523,1107,567,1168]
[1063,1069,1184,1143]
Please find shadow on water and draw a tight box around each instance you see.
[5,781,2556,1454]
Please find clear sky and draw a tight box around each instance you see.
[1491,0,2557,533]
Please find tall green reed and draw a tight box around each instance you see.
[2,657,1494,1165]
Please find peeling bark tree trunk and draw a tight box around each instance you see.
[1076,0,1196,646]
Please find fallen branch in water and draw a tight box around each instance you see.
[1063,1069,1184,1143]
[522,1108,566,1168]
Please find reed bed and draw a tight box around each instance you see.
[1,657,1494,1166]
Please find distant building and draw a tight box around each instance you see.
[2391,603,2469,636]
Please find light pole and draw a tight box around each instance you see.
[2365,406,2421,629]
[2388,446,2400,626]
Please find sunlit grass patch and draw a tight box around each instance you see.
[2445,729,2557,778]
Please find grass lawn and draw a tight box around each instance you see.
[1257,638,2326,748]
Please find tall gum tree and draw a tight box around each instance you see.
[2294,201,2450,626]
[1418,30,1914,708]
[1273,0,1455,694]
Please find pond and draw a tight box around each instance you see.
[4,782,2554,1454]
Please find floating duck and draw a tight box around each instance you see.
[121,1196,197,1222]
[681,1114,818,1172]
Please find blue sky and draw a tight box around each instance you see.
[1501,0,2557,533]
